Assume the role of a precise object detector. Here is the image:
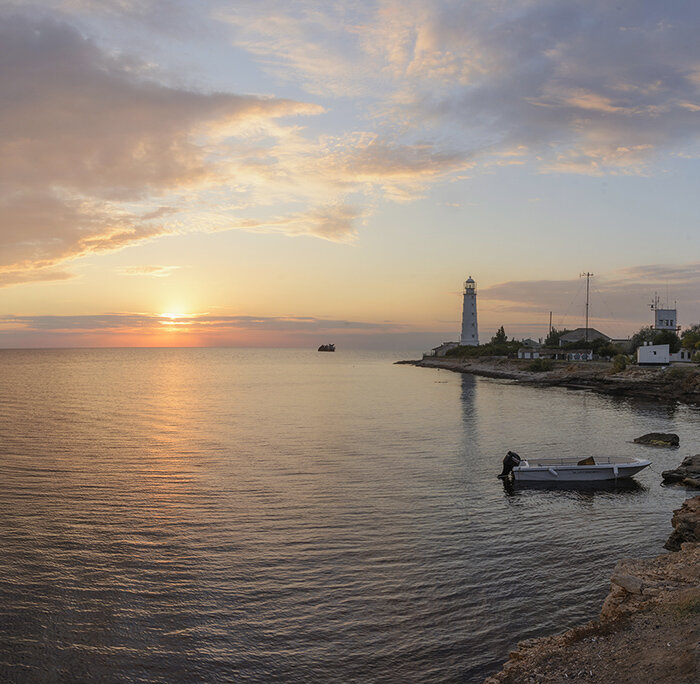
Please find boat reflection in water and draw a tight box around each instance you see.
[502,476,647,498]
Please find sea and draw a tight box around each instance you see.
[0,348,697,683]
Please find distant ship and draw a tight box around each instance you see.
[318,343,335,352]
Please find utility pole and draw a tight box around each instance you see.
[580,272,594,343]
[549,311,552,337]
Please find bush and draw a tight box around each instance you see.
[445,340,522,358]
[665,366,693,381]
[527,359,553,372]
[611,354,627,372]
[693,351,700,364]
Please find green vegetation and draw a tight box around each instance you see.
[527,359,553,372]
[491,326,508,345]
[543,327,569,347]
[611,354,628,373]
[445,325,521,358]
[681,324,700,350]
[630,325,681,353]
[445,340,521,358]
[542,327,626,359]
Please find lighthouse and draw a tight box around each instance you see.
[460,276,479,346]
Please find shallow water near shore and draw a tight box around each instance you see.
[0,348,697,682]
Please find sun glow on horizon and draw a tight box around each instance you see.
[159,311,197,327]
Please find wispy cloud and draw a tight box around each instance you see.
[119,265,182,277]
[0,312,396,333]
[218,1,700,174]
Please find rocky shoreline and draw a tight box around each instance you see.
[399,357,700,405]
[485,496,700,683]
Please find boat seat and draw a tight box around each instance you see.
[577,456,596,466]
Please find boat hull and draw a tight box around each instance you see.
[513,460,650,482]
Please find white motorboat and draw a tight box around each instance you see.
[512,456,651,482]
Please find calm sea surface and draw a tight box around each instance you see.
[0,348,697,682]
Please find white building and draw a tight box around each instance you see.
[650,293,679,332]
[654,308,678,331]
[637,342,694,365]
[426,342,460,357]
[637,343,670,365]
[460,276,479,346]
[518,347,593,361]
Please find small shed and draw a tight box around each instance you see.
[427,342,459,357]
[637,343,670,365]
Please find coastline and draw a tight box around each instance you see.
[484,496,700,683]
[398,357,700,405]
[397,356,700,682]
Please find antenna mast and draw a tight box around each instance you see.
[580,272,594,343]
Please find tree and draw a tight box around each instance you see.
[491,326,507,344]
[629,326,656,352]
[681,324,700,350]
[543,327,570,347]
[629,326,681,353]
[653,329,681,353]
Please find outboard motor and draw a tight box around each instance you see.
[498,451,522,479]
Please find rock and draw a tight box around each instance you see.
[611,573,644,594]
[600,584,627,620]
[662,454,700,487]
[664,495,700,551]
[634,432,679,447]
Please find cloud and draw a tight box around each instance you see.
[218,1,700,173]
[0,269,76,287]
[5,1,700,295]
[0,312,395,333]
[0,310,445,349]
[0,11,322,285]
[0,14,318,197]
[480,263,700,333]
[119,265,182,277]
[0,8,474,286]
[0,190,168,271]
[232,204,365,242]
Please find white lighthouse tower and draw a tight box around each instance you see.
[460,276,479,346]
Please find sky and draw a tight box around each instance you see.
[1,0,700,349]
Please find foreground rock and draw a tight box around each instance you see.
[485,497,700,683]
[665,496,700,550]
[662,455,700,489]
[634,432,679,447]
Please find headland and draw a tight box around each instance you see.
[398,357,700,405]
